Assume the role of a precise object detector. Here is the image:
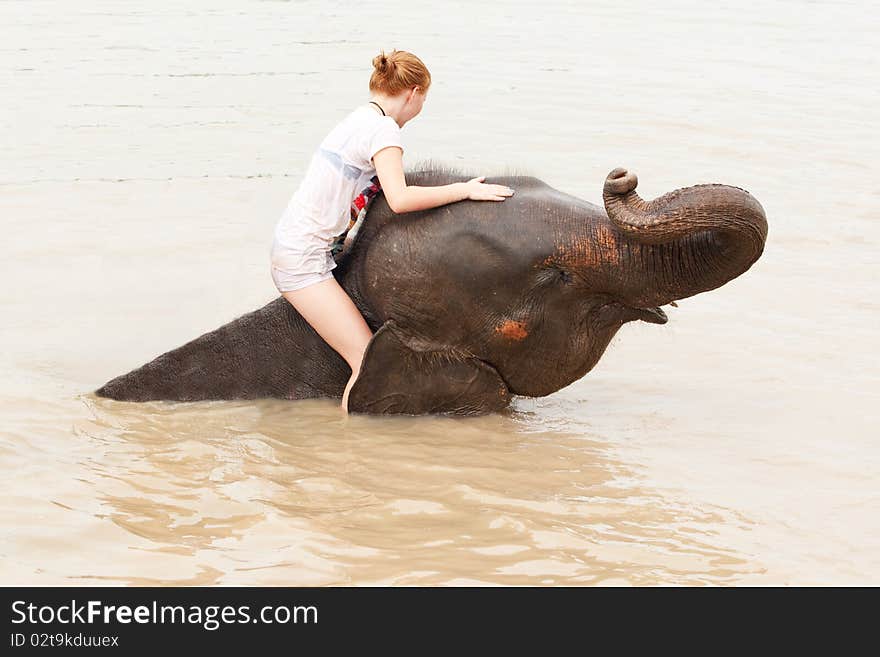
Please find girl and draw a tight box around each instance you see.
[269,49,515,412]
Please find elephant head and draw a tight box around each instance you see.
[344,166,767,413]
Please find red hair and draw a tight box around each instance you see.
[369,49,431,95]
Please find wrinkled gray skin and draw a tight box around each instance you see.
[95,165,768,415]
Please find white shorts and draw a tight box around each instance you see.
[269,238,337,293]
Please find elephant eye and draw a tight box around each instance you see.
[536,265,575,287]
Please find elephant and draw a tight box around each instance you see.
[95,165,768,415]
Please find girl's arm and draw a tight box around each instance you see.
[372,146,514,214]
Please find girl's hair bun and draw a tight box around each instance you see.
[372,51,391,73]
[369,49,431,95]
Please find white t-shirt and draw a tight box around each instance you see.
[272,104,404,269]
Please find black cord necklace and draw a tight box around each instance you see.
[368,100,386,116]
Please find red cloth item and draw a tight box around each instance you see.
[331,174,382,255]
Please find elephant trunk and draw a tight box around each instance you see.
[602,167,768,307]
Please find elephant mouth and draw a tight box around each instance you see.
[597,299,669,325]
[596,299,670,325]
[634,306,668,324]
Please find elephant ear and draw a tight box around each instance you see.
[347,321,511,416]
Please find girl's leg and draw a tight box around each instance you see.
[281,277,373,412]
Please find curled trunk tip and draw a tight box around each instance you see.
[604,167,639,195]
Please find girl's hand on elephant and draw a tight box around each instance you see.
[465,176,515,202]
